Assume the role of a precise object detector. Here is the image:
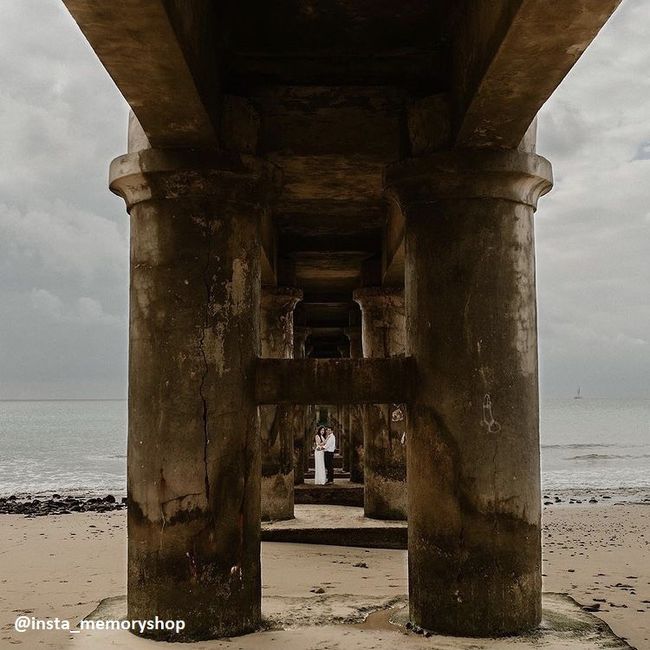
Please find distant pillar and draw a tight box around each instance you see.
[335,343,350,474]
[340,405,350,472]
[353,288,407,519]
[385,149,552,635]
[292,326,310,485]
[344,327,364,483]
[110,147,279,639]
[305,404,316,475]
[260,287,302,520]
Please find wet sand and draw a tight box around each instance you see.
[0,504,647,648]
[543,503,650,649]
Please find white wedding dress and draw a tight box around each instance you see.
[314,435,327,485]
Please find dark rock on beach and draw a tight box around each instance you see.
[0,494,126,517]
[582,603,601,612]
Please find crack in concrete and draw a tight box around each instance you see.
[161,492,203,507]
[198,221,213,503]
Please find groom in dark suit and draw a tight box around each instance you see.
[323,427,336,484]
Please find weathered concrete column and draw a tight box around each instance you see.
[110,147,279,640]
[340,405,350,472]
[260,287,302,520]
[334,343,350,472]
[336,400,349,472]
[292,326,310,485]
[353,288,406,519]
[305,404,316,475]
[385,149,553,636]
[344,327,364,483]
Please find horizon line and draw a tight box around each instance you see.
[0,398,127,402]
[1,396,650,403]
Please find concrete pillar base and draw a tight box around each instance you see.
[343,327,364,484]
[110,147,280,640]
[84,590,630,649]
[353,289,406,521]
[348,403,364,484]
[386,149,553,636]
[260,287,302,522]
[364,474,407,521]
[261,473,295,521]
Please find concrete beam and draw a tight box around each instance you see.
[281,233,381,255]
[62,0,217,148]
[453,0,622,148]
[255,358,414,405]
[270,154,384,203]
[382,2,619,278]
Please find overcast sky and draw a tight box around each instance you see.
[0,1,648,400]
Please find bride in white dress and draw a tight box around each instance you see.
[313,426,327,485]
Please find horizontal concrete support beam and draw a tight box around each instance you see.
[453,0,622,148]
[269,154,384,202]
[63,0,217,148]
[261,524,407,550]
[255,358,414,405]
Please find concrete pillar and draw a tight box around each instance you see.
[340,405,350,472]
[344,327,364,483]
[260,287,302,520]
[353,288,407,519]
[109,147,279,640]
[335,341,350,473]
[305,404,316,475]
[292,326,310,485]
[385,149,553,636]
[318,406,328,423]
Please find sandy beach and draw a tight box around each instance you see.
[542,504,650,649]
[0,504,648,649]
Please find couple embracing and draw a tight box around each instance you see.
[313,426,336,485]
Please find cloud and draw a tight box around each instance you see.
[30,289,121,327]
[0,202,127,285]
[633,141,650,161]
[0,0,648,399]
[0,0,128,398]
[0,0,128,212]
[536,0,650,397]
[0,288,127,400]
[29,288,65,321]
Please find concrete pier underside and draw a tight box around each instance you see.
[62,0,625,641]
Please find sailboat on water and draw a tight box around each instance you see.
[574,386,583,400]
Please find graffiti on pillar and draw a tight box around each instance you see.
[480,393,501,433]
[391,403,405,422]
[391,404,407,445]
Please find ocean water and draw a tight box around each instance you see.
[0,398,648,498]
[0,400,126,498]
[541,398,650,496]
